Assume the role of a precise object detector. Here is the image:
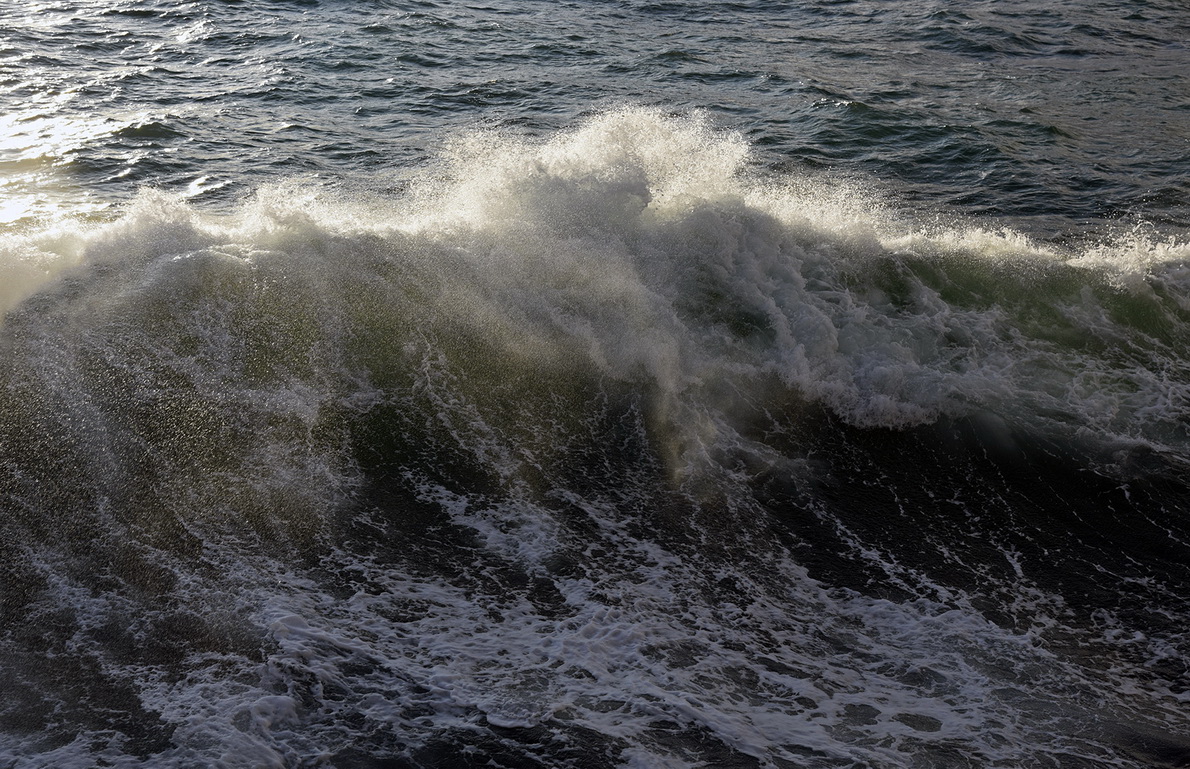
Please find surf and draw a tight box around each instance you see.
[1,108,1188,768]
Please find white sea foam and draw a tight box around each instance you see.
[3,109,1184,443]
[1,109,1187,768]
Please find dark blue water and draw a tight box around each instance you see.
[5,0,1188,232]
[2,2,1189,767]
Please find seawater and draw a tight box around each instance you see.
[1,2,1189,768]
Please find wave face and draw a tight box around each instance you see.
[1,110,1188,768]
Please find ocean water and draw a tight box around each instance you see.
[2,1,1189,768]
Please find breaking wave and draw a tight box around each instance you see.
[2,109,1188,768]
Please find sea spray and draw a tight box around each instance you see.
[1,109,1188,768]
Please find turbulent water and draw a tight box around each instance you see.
[2,2,1190,768]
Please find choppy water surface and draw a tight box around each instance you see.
[4,0,1188,229]
[2,2,1189,768]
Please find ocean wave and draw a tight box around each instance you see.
[4,109,1187,449]
[1,108,1188,769]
